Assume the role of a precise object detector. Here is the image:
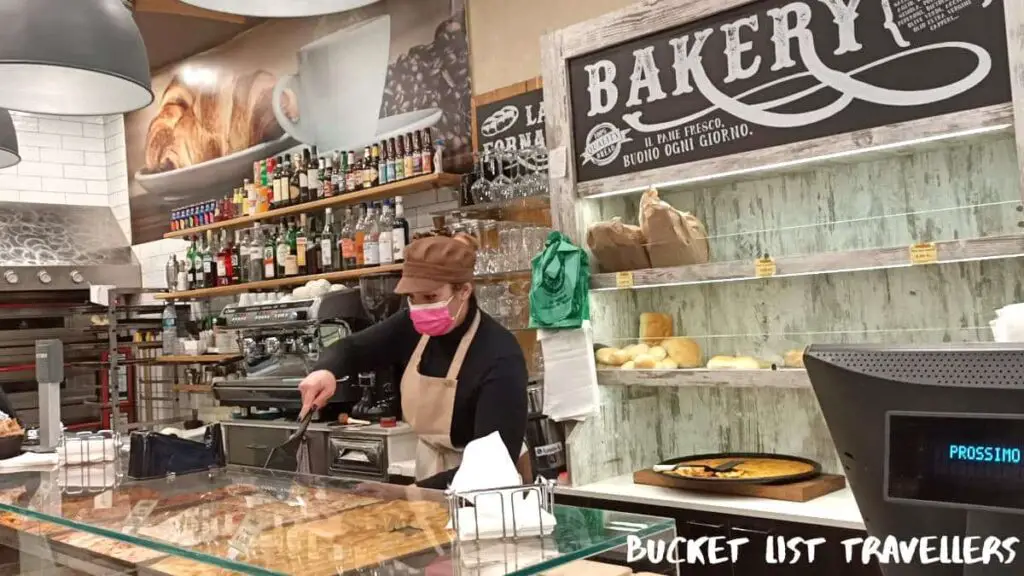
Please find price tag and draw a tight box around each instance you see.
[615,271,634,288]
[754,257,777,278]
[910,242,938,264]
[122,499,158,534]
[227,514,263,560]
[534,442,564,457]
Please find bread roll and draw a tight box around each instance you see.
[624,343,650,360]
[633,354,658,369]
[595,348,629,366]
[639,313,673,343]
[661,337,702,368]
[657,359,679,370]
[648,346,667,361]
[621,361,635,370]
[733,356,762,370]
[784,348,805,368]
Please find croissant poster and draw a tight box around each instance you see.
[125,0,471,244]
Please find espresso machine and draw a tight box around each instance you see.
[350,274,405,422]
[213,288,370,416]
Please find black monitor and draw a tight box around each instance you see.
[805,344,1024,576]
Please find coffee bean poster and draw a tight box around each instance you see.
[567,0,1010,183]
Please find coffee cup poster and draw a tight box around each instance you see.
[567,0,1010,183]
[125,0,471,244]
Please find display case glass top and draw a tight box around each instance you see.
[0,466,673,575]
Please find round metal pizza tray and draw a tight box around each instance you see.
[655,452,822,485]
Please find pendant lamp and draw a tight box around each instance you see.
[0,109,20,169]
[0,0,153,116]
[179,0,380,18]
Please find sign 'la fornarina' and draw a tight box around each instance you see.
[566,0,1009,183]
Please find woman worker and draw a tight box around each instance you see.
[297,233,529,489]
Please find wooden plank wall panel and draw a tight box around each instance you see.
[567,137,1024,486]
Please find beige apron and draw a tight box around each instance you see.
[401,311,482,481]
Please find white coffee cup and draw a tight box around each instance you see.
[273,15,392,150]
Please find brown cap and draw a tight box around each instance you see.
[395,235,477,294]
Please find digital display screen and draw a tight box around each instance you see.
[887,413,1024,512]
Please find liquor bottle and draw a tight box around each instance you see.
[378,201,394,266]
[340,206,356,270]
[363,204,380,268]
[306,215,321,276]
[393,196,409,263]
[333,152,345,196]
[379,140,390,186]
[231,231,241,285]
[297,214,309,276]
[309,148,321,200]
[239,230,251,284]
[322,157,334,198]
[345,151,357,193]
[353,204,367,268]
[321,208,337,272]
[404,134,415,179]
[244,178,256,216]
[214,231,227,287]
[412,131,423,176]
[249,224,264,282]
[360,146,371,189]
[299,149,310,203]
[394,137,406,181]
[186,236,199,290]
[386,139,397,184]
[260,160,268,187]
[289,154,301,206]
[270,157,281,208]
[371,143,381,187]
[263,224,277,280]
[202,231,216,288]
[421,128,434,174]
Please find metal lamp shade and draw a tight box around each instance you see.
[0,109,19,169]
[180,0,381,18]
[0,0,153,116]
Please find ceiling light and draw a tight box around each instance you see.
[0,0,153,116]
[0,109,20,169]
[179,0,381,18]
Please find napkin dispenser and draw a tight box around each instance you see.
[127,424,225,479]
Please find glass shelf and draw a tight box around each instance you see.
[0,466,674,575]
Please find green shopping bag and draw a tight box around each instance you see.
[529,231,590,329]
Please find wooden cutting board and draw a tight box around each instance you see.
[633,469,846,502]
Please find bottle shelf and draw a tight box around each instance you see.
[597,368,810,389]
[154,263,404,300]
[591,234,1024,291]
[163,172,463,240]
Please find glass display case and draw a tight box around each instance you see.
[0,466,674,575]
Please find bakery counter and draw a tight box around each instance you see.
[0,466,677,575]
[557,474,864,530]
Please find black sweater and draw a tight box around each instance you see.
[313,297,528,489]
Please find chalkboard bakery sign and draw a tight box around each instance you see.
[476,88,545,154]
[567,0,1010,183]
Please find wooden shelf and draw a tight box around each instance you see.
[154,263,403,300]
[597,368,810,389]
[154,355,241,365]
[163,172,463,239]
[591,234,1024,291]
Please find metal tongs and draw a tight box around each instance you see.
[263,408,316,471]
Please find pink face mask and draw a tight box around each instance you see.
[409,297,460,336]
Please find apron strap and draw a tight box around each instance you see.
[445,311,481,381]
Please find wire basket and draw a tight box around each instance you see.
[56,430,123,494]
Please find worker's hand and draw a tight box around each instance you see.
[298,370,337,419]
